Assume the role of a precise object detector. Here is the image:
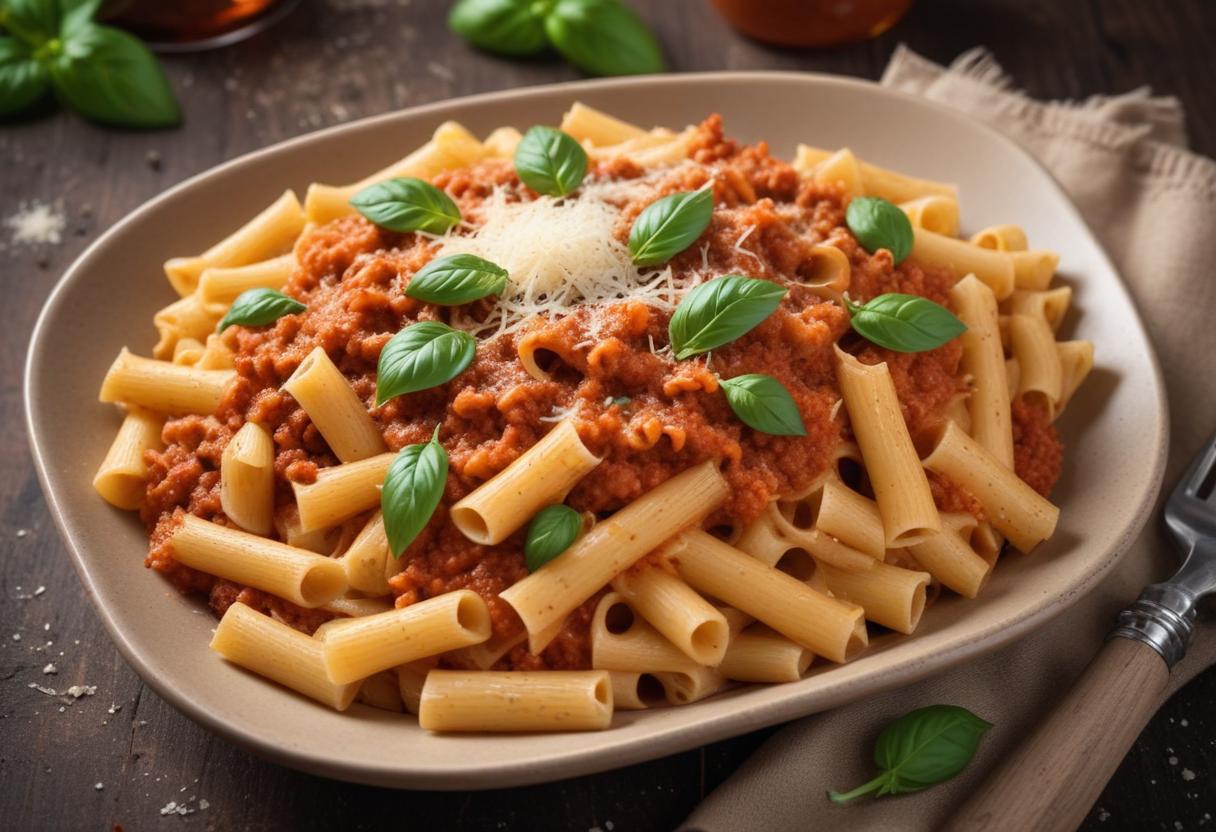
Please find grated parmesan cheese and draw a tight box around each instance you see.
[5,202,66,246]
[438,181,686,339]
[733,224,762,265]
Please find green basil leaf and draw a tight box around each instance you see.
[0,37,49,118]
[382,429,449,557]
[543,0,665,77]
[350,177,461,234]
[59,0,102,37]
[668,275,786,360]
[513,125,588,197]
[828,705,992,803]
[406,253,509,305]
[846,293,966,353]
[628,187,713,266]
[376,321,476,405]
[719,374,806,437]
[46,23,180,128]
[524,504,582,571]
[2,0,59,44]
[448,0,548,56]
[610,396,631,408]
[845,196,914,264]
[217,288,306,332]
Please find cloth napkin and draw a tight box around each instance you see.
[682,45,1216,832]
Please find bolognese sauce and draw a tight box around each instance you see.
[141,116,1061,670]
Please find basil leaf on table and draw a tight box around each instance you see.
[513,125,588,197]
[0,37,49,118]
[46,23,180,128]
[350,177,462,234]
[217,288,306,332]
[845,293,966,353]
[668,275,787,360]
[829,704,992,803]
[845,196,914,264]
[719,374,806,437]
[382,428,449,557]
[406,254,510,305]
[524,504,582,572]
[448,0,549,56]
[376,321,476,405]
[628,187,713,267]
[1,0,60,43]
[544,0,665,77]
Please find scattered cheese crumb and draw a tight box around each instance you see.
[5,202,66,246]
[1097,808,1110,822]
[66,685,96,698]
[95,782,104,791]
[16,528,28,538]
[1181,718,1189,727]
[1182,768,1196,781]
[42,663,56,674]
[11,633,20,642]
[1170,756,1179,765]
[108,703,121,715]
[34,585,46,596]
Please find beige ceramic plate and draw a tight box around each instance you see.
[26,73,1167,789]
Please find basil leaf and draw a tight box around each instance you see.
[381,429,448,557]
[628,188,713,266]
[448,0,548,56]
[845,196,914,264]
[720,374,806,437]
[829,705,992,803]
[524,504,582,571]
[376,321,476,405]
[668,275,786,360]
[513,125,588,197]
[407,254,509,306]
[543,0,665,77]
[59,0,103,38]
[2,0,59,44]
[0,37,49,118]
[610,396,631,408]
[46,23,180,128]
[217,288,306,332]
[846,293,966,353]
[350,177,461,234]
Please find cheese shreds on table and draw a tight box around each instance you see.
[5,202,66,246]
[439,175,701,339]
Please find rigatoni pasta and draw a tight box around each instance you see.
[94,102,1092,734]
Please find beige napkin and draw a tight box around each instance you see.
[682,45,1216,832]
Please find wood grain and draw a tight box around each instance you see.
[948,637,1171,832]
[2,1,1215,830]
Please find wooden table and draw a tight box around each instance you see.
[3,1,1214,829]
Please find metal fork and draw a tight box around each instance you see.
[948,432,1216,832]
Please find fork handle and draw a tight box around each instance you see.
[945,636,1168,832]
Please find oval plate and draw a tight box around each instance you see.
[24,73,1167,789]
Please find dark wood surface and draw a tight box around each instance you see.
[3,1,1215,829]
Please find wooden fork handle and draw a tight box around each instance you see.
[946,636,1169,832]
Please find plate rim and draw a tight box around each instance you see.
[24,70,1170,789]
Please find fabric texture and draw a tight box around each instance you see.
[682,45,1216,832]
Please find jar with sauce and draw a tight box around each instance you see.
[710,0,913,48]
[99,0,301,52]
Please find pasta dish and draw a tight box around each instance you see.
[92,103,1093,732]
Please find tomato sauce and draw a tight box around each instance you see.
[141,116,1062,669]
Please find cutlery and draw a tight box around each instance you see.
[948,431,1216,831]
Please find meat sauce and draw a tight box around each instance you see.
[142,116,1062,669]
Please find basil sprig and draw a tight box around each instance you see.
[545,0,665,77]
[845,196,914,264]
[668,275,787,360]
[514,125,588,197]
[406,254,509,305]
[448,0,548,56]
[628,188,713,267]
[524,504,582,572]
[350,177,461,234]
[0,0,180,127]
[381,427,449,557]
[845,293,966,353]
[217,288,306,332]
[449,0,664,77]
[720,374,805,437]
[829,705,992,803]
[376,321,476,405]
